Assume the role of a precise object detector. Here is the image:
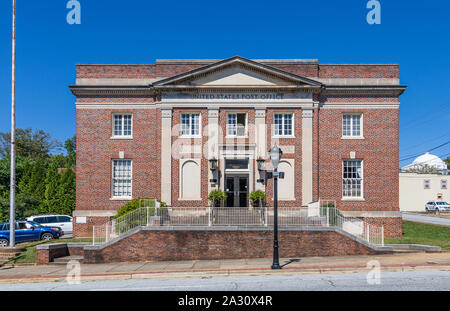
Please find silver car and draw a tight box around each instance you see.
[26,215,73,235]
[425,201,450,212]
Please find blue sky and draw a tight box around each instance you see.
[0,0,449,164]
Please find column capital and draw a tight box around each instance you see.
[161,108,172,118]
[208,108,219,118]
[255,109,266,118]
[302,109,314,119]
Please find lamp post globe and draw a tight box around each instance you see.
[269,144,282,169]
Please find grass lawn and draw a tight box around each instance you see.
[385,221,450,250]
[5,238,92,264]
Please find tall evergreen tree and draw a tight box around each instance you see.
[56,167,76,215]
[42,160,61,214]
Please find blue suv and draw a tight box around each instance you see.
[0,221,62,247]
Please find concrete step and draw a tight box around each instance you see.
[51,256,84,265]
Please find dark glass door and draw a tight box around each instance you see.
[225,177,235,207]
[225,175,248,207]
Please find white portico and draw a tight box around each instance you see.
[154,56,322,207]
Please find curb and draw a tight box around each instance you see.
[1,262,450,284]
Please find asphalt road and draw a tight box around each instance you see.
[402,213,450,226]
[1,270,450,291]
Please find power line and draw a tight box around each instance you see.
[400,101,450,130]
[399,140,450,162]
[400,132,450,153]
[400,152,450,168]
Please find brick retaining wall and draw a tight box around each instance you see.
[36,243,86,265]
[82,227,389,264]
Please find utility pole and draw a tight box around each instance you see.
[9,0,16,248]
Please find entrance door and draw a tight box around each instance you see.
[225,175,249,207]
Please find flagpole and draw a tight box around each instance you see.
[9,0,16,248]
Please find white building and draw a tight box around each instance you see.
[400,153,449,211]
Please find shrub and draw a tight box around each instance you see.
[207,190,227,207]
[115,198,156,219]
[249,190,266,207]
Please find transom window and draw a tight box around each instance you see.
[180,113,200,136]
[274,113,293,136]
[343,160,363,198]
[227,113,247,137]
[113,114,132,137]
[112,160,132,198]
[225,159,249,170]
[342,114,362,138]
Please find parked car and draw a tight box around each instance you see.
[425,201,450,212]
[26,215,73,235]
[0,221,63,247]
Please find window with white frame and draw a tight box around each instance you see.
[441,180,447,189]
[227,113,246,137]
[342,160,363,198]
[180,113,200,136]
[112,160,132,198]
[424,180,431,189]
[342,114,362,138]
[113,114,132,137]
[274,113,293,136]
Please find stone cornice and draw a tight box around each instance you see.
[69,85,156,97]
[70,84,407,97]
[323,85,407,97]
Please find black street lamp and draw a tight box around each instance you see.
[268,144,282,270]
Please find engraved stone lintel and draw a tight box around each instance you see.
[279,145,295,154]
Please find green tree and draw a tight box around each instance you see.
[444,157,450,169]
[64,135,76,168]
[16,159,47,217]
[0,128,61,159]
[55,166,76,215]
[42,160,61,214]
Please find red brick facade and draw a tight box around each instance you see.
[71,57,405,239]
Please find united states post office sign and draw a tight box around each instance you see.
[162,92,312,102]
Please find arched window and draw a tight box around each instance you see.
[278,160,294,200]
[181,160,201,199]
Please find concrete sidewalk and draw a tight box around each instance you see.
[402,212,450,227]
[1,252,450,284]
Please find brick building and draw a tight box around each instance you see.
[70,56,406,238]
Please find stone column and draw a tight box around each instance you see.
[161,108,172,205]
[302,109,313,206]
[255,109,266,191]
[207,108,219,193]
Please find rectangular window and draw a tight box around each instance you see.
[112,160,132,198]
[180,113,200,136]
[113,114,132,137]
[441,180,447,189]
[227,113,246,137]
[274,113,293,136]
[342,114,362,138]
[424,180,431,189]
[343,160,363,198]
